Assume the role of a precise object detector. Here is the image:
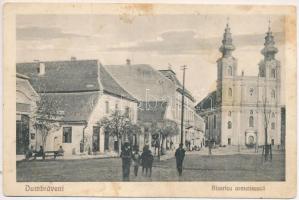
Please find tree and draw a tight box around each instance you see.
[261,96,272,161]
[97,110,140,154]
[32,94,62,149]
[151,119,179,156]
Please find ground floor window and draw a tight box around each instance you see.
[228,138,231,145]
[63,127,72,143]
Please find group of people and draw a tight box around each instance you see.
[120,143,154,181]
[25,145,64,160]
[120,142,186,181]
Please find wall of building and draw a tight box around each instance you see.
[85,93,138,154]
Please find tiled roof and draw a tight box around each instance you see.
[105,64,176,102]
[16,60,100,92]
[16,59,136,102]
[99,66,136,102]
[40,92,99,122]
[159,70,195,102]
[195,90,217,111]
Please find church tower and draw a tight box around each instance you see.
[257,21,281,145]
[258,22,280,81]
[215,21,238,145]
[216,22,237,106]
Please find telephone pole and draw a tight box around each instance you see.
[180,66,187,145]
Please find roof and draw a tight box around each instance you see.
[99,66,136,102]
[16,59,137,102]
[16,73,29,80]
[16,60,100,92]
[195,90,217,111]
[105,64,176,102]
[137,101,168,122]
[159,70,195,102]
[40,92,99,122]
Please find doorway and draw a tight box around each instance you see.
[16,115,30,155]
[92,126,100,152]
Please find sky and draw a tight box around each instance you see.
[16,14,285,103]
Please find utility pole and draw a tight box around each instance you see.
[180,66,187,145]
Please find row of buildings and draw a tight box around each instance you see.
[16,58,205,156]
[16,22,285,156]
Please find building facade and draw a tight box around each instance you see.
[105,62,205,151]
[196,23,282,147]
[16,73,39,155]
[17,59,138,156]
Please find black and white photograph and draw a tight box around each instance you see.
[3,2,296,198]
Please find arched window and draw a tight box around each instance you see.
[228,88,232,97]
[228,111,231,116]
[228,66,232,76]
[249,116,254,127]
[271,69,276,78]
[271,90,276,99]
[249,88,254,96]
[228,121,232,129]
[272,112,275,118]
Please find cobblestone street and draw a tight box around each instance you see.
[17,151,285,182]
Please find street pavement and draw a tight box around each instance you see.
[17,151,285,182]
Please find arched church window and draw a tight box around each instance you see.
[228,121,232,129]
[249,88,254,96]
[271,69,276,78]
[271,90,276,99]
[228,66,232,76]
[249,116,254,127]
[271,122,275,130]
[228,88,232,97]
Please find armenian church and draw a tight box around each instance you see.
[196,22,282,147]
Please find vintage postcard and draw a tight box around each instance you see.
[2,2,297,198]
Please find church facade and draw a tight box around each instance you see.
[196,23,282,147]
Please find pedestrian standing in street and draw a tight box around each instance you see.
[132,148,141,176]
[208,139,213,155]
[175,143,186,176]
[120,142,132,181]
[141,145,154,177]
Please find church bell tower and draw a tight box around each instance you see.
[216,21,238,106]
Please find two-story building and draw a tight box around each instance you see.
[17,58,138,156]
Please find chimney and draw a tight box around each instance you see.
[38,63,45,75]
[126,59,131,65]
[71,56,76,61]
